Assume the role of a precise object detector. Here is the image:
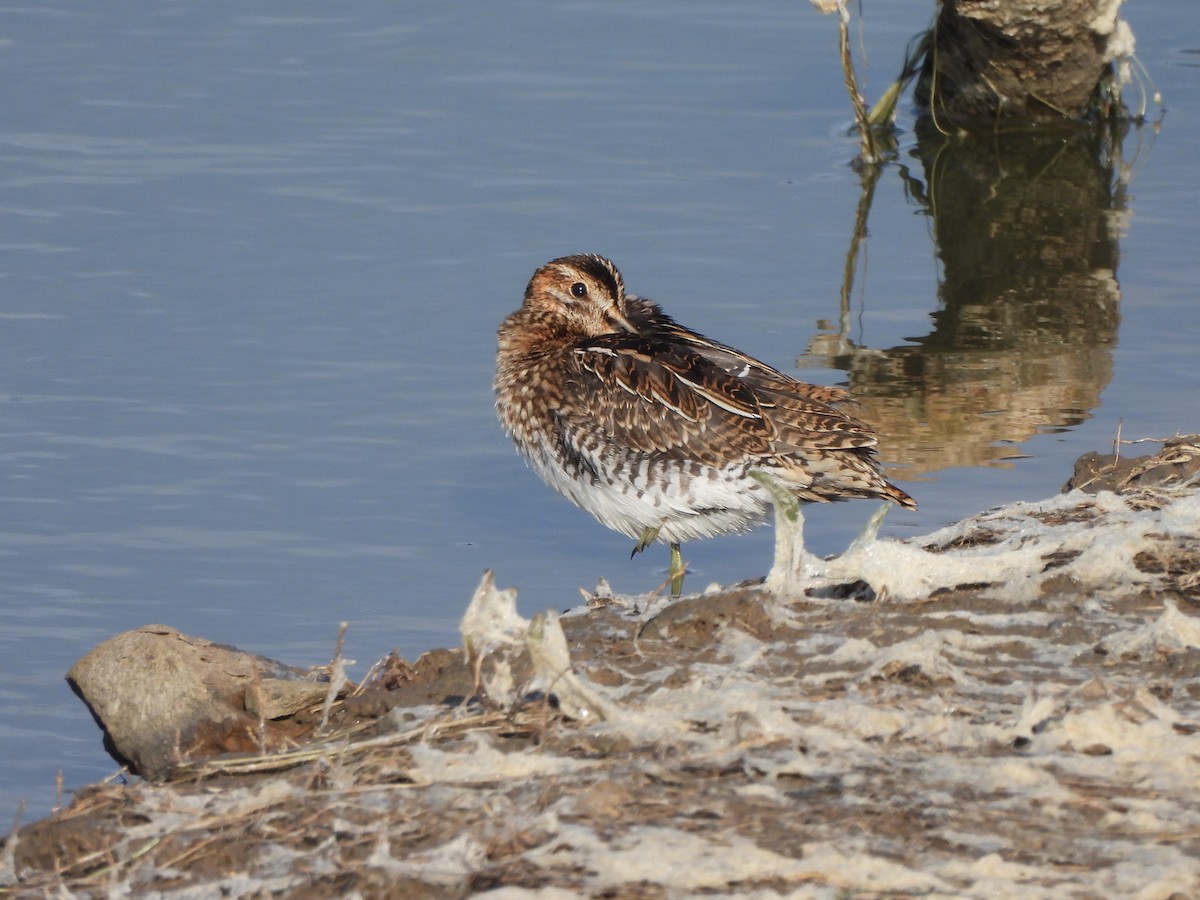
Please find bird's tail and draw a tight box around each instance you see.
[882,481,918,511]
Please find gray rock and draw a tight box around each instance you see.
[67,624,317,779]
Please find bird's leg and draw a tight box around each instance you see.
[846,502,891,554]
[750,470,817,596]
[631,525,661,558]
[669,542,685,597]
[633,526,685,596]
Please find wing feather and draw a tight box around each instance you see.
[568,333,868,469]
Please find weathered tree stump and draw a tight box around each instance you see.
[914,0,1134,126]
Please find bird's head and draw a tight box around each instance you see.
[522,254,637,337]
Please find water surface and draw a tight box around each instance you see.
[2,1,1198,818]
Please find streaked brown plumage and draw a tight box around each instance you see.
[494,254,915,586]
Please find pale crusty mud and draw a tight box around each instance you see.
[3,439,1198,899]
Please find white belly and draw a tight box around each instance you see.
[522,434,770,544]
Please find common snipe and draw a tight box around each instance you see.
[494,254,915,594]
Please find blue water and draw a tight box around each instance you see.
[2,1,1198,819]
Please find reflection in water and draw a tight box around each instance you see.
[804,121,1131,475]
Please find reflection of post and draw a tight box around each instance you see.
[805,122,1128,475]
[811,163,884,361]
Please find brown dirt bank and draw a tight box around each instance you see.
[2,438,1199,898]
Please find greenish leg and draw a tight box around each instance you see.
[669,542,685,597]
[634,526,685,596]
[750,469,811,595]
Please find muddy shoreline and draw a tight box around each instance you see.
[3,440,1199,898]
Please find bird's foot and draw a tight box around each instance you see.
[632,525,661,558]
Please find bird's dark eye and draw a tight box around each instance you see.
[570,282,587,298]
